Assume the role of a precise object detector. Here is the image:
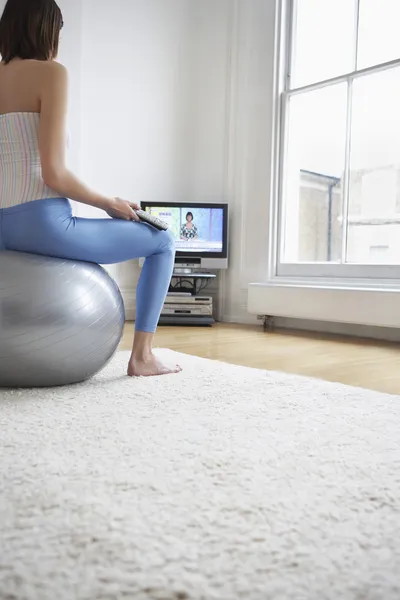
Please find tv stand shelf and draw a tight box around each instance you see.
[170,272,216,296]
[159,315,214,326]
[172,273,216,278]
[158,271,217,327]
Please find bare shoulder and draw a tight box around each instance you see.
[36,60,68,84]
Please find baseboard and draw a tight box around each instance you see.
[221,313,259,325]
[219,310,400,342]
[273,317,400,343]
[120,290,135,321]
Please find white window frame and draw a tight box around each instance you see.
[272,0,400,284]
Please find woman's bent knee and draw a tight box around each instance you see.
[160,229,175,251]
[138,226,175,259]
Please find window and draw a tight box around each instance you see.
[278,0,400,278]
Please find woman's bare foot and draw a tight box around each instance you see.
[128,330,181,377]
[127,352,182,377]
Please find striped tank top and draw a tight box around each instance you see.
[0,112,63,209]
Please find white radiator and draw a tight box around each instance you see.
[248,283,400,329]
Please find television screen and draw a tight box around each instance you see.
[144,205,225,254]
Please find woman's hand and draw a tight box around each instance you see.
[105,198,141,221]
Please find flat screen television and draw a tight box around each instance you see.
[141,202,228,270]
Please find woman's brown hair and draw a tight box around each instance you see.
[0,0,63,64]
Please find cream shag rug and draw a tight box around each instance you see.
[1,350,400,600]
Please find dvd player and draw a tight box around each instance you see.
[161,304,213,316]
[165,295,212,305]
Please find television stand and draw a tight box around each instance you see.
[158,271,217,326]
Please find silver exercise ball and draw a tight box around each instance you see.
[0,251,125,388]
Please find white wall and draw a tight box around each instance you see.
[75,0,277,323]
[80,0,231,206]
[222,0,277,323]
[57,0,82,175]
[78,0,235,316]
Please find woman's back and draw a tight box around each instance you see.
[0,59,42,114]
[0,60,63,207]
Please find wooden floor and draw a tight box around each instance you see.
[121,323,400,395]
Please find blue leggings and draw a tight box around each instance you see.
[0,198,175,333]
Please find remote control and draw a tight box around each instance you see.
[135,209,169,231]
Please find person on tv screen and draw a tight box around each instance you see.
[180,212,198,240]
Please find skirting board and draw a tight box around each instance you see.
[120,290,136,321]
[248,283,400,330]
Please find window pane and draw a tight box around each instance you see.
[357,0,400,70]
[291,0,356,88]
[281,85,347,263]
[346,67,400,264]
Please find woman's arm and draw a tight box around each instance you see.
[38,61,138,221]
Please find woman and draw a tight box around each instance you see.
[0,0,180,377]
[180,212,198,241]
